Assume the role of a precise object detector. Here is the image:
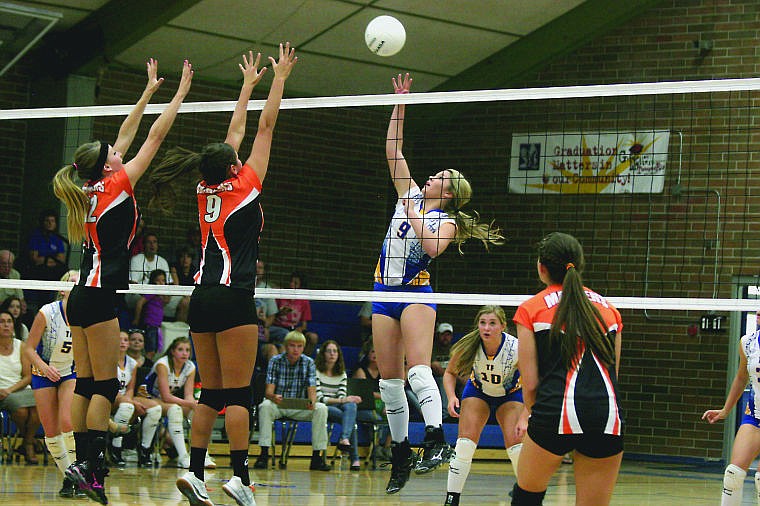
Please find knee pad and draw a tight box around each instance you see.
[167,404,184,433]
[511,484,546,506]
[114,402,135,424]
[454,438,477,462]
[199,388,226,412]
[144,404,162,423]
[407,365,437,397]
[74,377,95,400]
[224,386,251,409]
[93,378,120,403]
[724,464,747,497]
[379,379,406,410]
[507,442,523,477]
[755,471,760,499]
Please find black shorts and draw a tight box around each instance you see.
[188,285,259,333]
[67,285,118,328]
[527,423,624,459]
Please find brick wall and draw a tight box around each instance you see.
[1,0,758,460]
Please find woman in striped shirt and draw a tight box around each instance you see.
[315,340,363,470]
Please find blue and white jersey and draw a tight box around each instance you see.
[471,332,520,398]
[33,301,74,377]
[146,355,195,399]
[117,355,138,396]
[374,186,455,286]
[742,330,760,418]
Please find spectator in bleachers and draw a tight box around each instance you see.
[108,330,162,468]
[182,225,202,273]
[353,337,391,461]
[126,328,153,369]
[0,309,41,464]
[1,296,29,341]
[254,330,331,471]
[128,218,146,258]
[132,269,169,360]
[256,260,279,367]
[27,210,67,270]
[270,271,318,355]
[432,322,461,418]
[169,247,195,323]
[128,232,181,320]
[315,340,362,470]
[358,301,372,341]
[0,249,25,307]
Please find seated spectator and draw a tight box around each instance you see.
[256,260,279,368]
[315,340,362,470]
[127,328,153,369]
[0,296,29,341]
[27,210,67,270]
[128,232,181,320]
[432,322,461,416]
[144,336,205,469]
[0,249,25,308]
[0,309,41,464]
[270,272,318,355]
[182,225,201,273]
[169,248,195,323]
[254,331,331,471]
[128,218,146,258]
[108,330,162,468]
[132,269,169,360]
[352,337,391,461]
[358,301,372,341]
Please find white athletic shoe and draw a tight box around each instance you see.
[177,454,191,469]
[222,476,256,506]
[176,471,213,506]
[204,452,217,469]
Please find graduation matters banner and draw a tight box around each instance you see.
[508,130,669,194]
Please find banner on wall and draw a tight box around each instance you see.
[508,130,669,194]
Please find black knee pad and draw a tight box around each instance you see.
[92,378,120,403]
[199,388,226,412]
[225,386,252,409]
[511,484,546,506]
[74,376,95,400]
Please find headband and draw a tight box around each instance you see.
[89,141,109,181]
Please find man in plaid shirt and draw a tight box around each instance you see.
[254,331,331,471]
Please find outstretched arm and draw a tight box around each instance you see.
[386,73,416,197]
[224,51,267,153]
[114,58,165,155]
[246,42,297,183]
[702,348,749,424]
[125,60,194,188]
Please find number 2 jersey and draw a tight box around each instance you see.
[79,169,140,289]
[374,186,455,286]
[513,284,624,435]
[32,300,74,377]
[470,331,521,398]
[195,163,263,291]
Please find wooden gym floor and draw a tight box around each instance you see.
[0,445,742,505]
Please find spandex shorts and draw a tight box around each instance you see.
[527,422,624,459]
[372,282,436,320]
[31,372,76,390]
[461,379,523,410]
[188,285,259,333]
[66,286,118,328]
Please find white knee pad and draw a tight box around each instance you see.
[167,404,184,435]
[114,402,135,424]
[140,405,162,449]
[379,378,406,409]
[407,365,437,397]
[454,438,477,462]
[507,443,523,477]
[755,471,760,504]
[724,464,747,501]
[144,404,162,423]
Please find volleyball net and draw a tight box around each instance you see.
[3,77,760,319]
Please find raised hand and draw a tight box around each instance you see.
[177,59,194,97]
[145,58,164,95]
[240,50,267,87]
[269,41,298,80]
[392,72,412,94]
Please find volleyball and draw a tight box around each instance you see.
[365,15,406,57]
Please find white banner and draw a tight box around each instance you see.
[508,130,669,194]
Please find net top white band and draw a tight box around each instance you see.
[1,278,757,311]
[2,77,760,120]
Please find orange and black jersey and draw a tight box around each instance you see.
[78,170,140,289]
[513,284,623,435]
[195,164,263,291]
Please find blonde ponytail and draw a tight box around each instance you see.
[444,169,505,253]
[52,165,89,244]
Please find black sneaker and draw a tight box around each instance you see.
[414,426,453,474]
[65,460,110,505]
[384,439,417,494]
[58,477,76,498]
[253,453,269,469]
[107,444,125,468]
[137,446,153,468]
[309,455,332,471]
